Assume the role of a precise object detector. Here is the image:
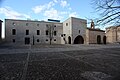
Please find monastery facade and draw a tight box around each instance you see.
[4,17,119,46]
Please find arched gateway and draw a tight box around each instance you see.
[103,36,106,44]
[68,36,71,44]
[74,35,84,44]
[97,35,101,44]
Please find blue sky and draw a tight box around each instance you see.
[0,0,97,21]
[0,0,102,38]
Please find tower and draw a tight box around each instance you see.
[90,20,95,29]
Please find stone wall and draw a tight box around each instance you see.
[86,28,105,44]
[63,17,87,44]
[106,26,120,43]
[5,19,63,45]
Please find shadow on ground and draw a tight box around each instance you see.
[0,45,120,80]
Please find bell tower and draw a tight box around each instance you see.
[90,20,95,29]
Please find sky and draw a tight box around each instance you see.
[0,0,100,38]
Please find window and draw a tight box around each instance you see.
[12,29,16,35]
[66,23,68,26]
[46,39,48,41]
[54,39,56,41]
[12,39,15,43]
[25,37,30,44]
[37,39,39,42]
[61,34,63,37]
[54,31,57,36]
[12,22,15,26]
[46,30,49,35]
[26,30,29,35]
[46,24,48,27]
[63,34,66,36]
[37,30,40,35]
[37,24,39,26]
[79,30,80,33]
[54,25,56,27]
[26,23,28,26]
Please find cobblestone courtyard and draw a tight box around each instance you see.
[0,44,120,80]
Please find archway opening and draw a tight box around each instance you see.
[97,35,101,44]
[74,35,84,44]
[68,36,71,44]
[103,36,106,44]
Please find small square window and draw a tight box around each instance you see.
[63,34,66,36]
[26,23,28,26]
[79,30,80,33]
[37,24,39,26]
[46,30,49,35]
[54,31,57,36]
[37,30,40,35]
[12,29,16,35]
[46,24,48,27]
[54,25,56,27]
[12,22,15,26]
[12,39,15,43]
[46,39,48,41]
[26,30,29,35]
[54,39,56,41]
[37,39,39,42]
[61,34,63,37]
[66,23,68,26]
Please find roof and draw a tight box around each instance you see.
[87,28,105,32]
[63,17,87,23]
[106,26,120,29]
[0,20,3,22]
[5,19,62,24]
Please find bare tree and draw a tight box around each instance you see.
[46,24,55,45]
[92,0,120,26]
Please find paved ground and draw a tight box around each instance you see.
[0,44,120,80]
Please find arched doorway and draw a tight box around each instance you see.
[103,36,106,44]
[97,35,101,44]
[68,36,71,44]
[74,35,84,44]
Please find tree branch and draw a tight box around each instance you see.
[97,12,120,22]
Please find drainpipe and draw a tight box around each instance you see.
[33,35,34,45]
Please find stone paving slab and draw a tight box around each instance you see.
[0,53,28,62]
[0,44,120,80]
[0,62,25,80]
[29,52,68,61]
[26,59,92,80]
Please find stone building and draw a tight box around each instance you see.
[63,17,87,44]
[5,19,63,45]
[106,26,120,43]
[5,17,107,46]
[5,17,87,45]
[86,20,106,44]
